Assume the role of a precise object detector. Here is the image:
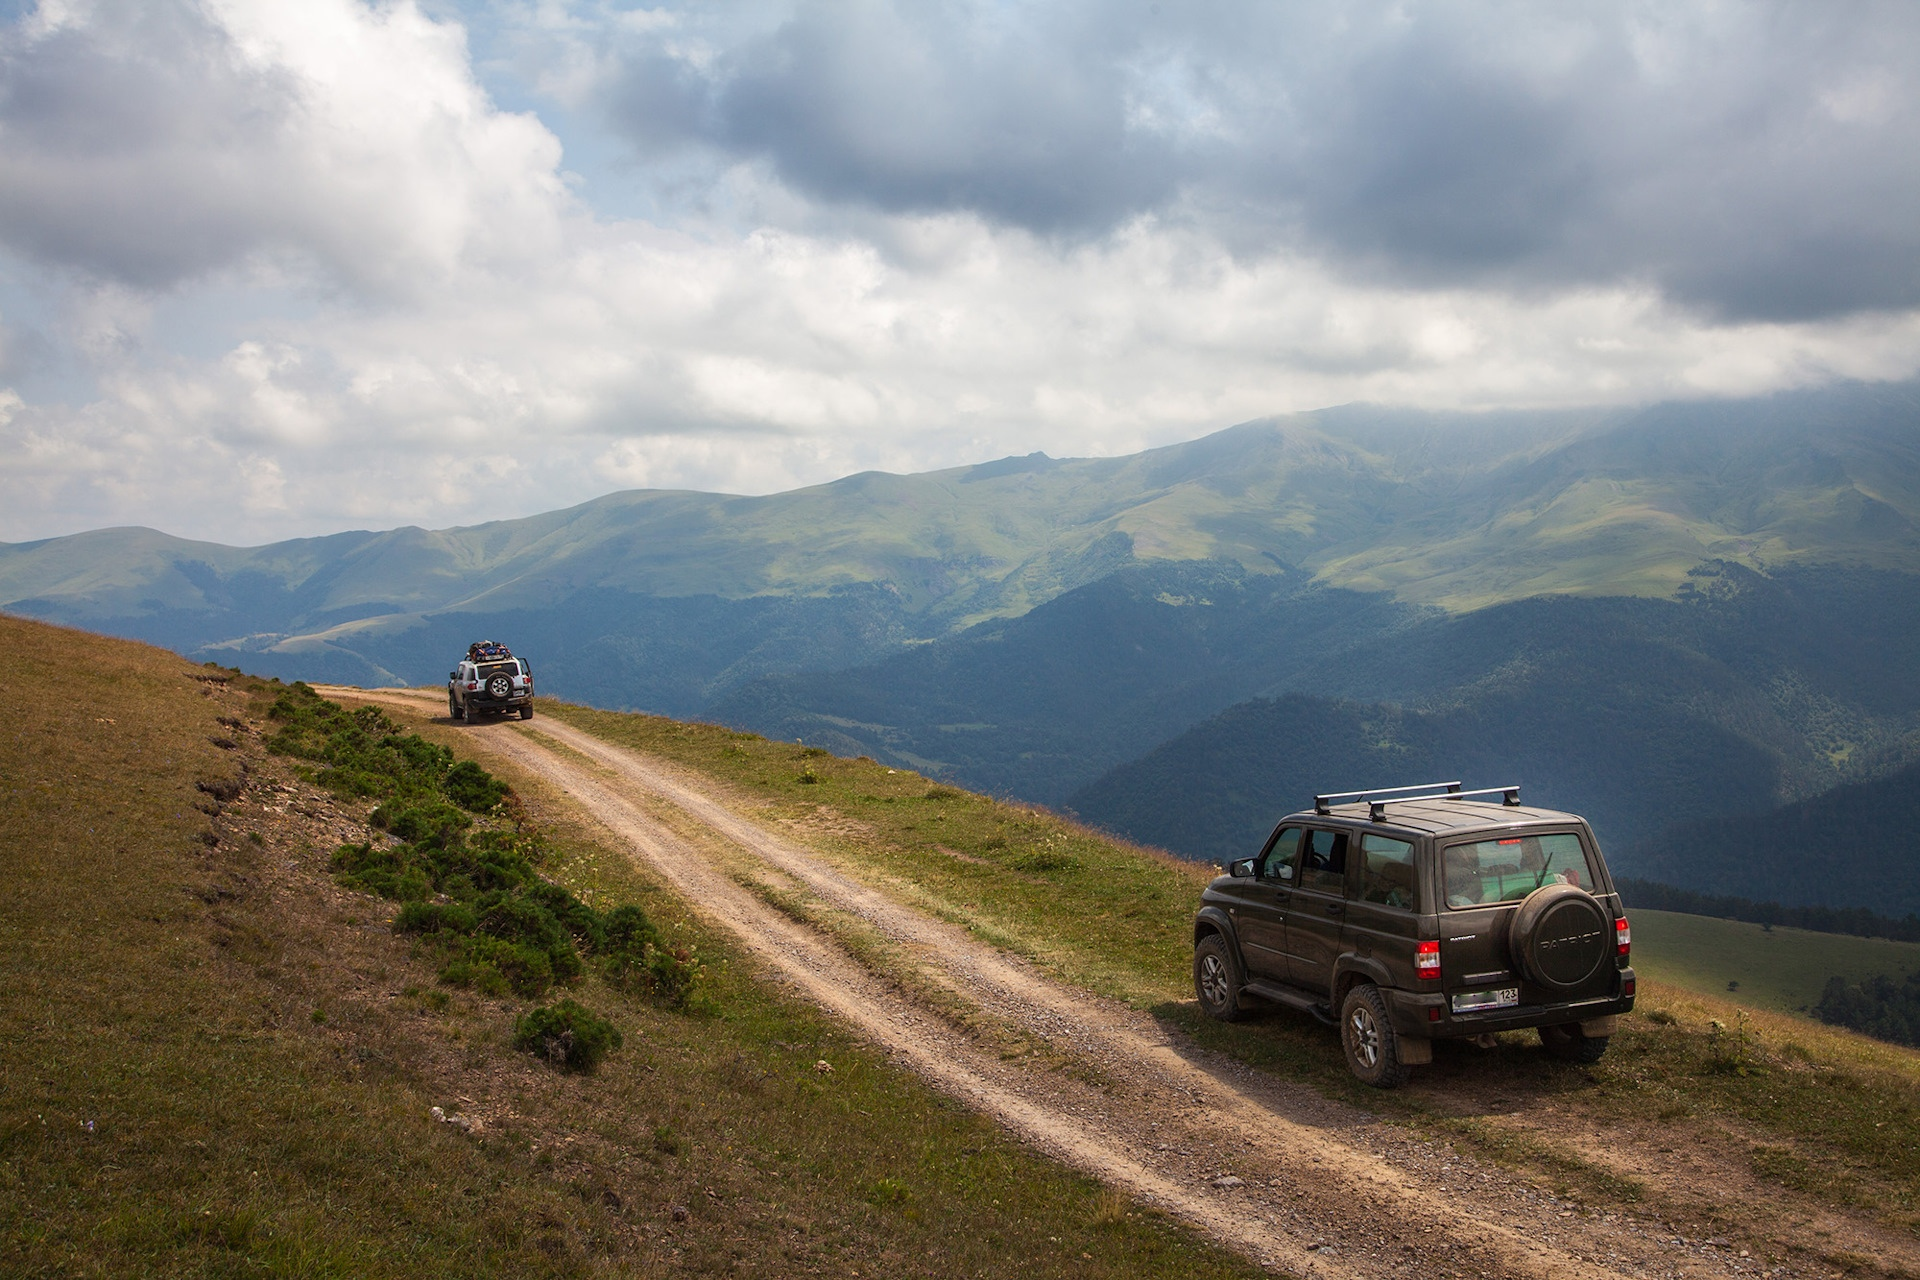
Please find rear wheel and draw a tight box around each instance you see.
[519,705,534,720]
[1341,984,1411,1088]
[1539,1021,1610,1063]
[1193,934,1245,1022]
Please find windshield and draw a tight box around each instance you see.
[1442,832,1594,909]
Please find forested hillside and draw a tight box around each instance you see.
[1621,759,1920,915]
[1057,564,1920,899]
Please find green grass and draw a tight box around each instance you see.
[545,702,1210,1009]
[1631,908,1920,1015]
[0,617,1273,1279]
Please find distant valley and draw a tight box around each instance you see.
[5,379,1918,911]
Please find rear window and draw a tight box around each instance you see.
[1442,832,1594,909]
[478,662,521,679]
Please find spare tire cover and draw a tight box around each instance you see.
[1509,884,1610,991]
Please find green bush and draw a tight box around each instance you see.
[513,1000,623,1072]
[605,941,702,1008]
[379,802,471,847]
[444,759,509,812]
[601,904,660,955]
[394,901,478,935]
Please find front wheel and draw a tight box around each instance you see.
[1341,984,1412,1088]
[1539,1021,1610,1063]
[1193,934,1245,1022]
[449,693,465,722]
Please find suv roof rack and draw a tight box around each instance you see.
[1314,781,1521,822]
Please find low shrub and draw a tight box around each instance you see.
[605,941,703,1008]
[444,759,509,812]
[514,1000,623,1072]
[394,901,478,935]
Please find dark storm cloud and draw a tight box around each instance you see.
[0,1,301,287]
[601,1,1920,322]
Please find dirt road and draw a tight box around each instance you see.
[331,688,1903,1279]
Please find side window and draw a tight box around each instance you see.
[1357,834,1417,910]
[1299,829,1348,894]
[1260,827,1302,883]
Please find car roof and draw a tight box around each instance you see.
[1287,798,1587,837]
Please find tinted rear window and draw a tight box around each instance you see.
[1442,832,1593,908]
[478,662,520,679]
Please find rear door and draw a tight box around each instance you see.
[1438,828,1603,1007]
[1284,826,1350,997]
[1347,831,1422,981]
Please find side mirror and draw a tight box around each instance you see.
[448,671,457,680]
[1228,857,1257,879]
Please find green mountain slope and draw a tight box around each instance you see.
[1621,759,1920,913]
[1052,563,1920,890]
[5,382,1918,696]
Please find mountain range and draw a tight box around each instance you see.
[5,379,1918,910]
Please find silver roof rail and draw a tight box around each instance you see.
[1314,782,1520,821]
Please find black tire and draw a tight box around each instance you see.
[486,674,513,700]
[519,705,534,721]
[1539,1021,1610,1063]
[1340,984,1412,1088]
[1193,934,1245,1022]
[449,693,465,722]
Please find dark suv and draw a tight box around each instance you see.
[1192,783,1634,1087]
[448,647,535,721]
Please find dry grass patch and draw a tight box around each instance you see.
[0,623,1267,1279]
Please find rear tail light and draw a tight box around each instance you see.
[467,682,478,690]
[1415,939,1441,979]
[1616,916,1631,958]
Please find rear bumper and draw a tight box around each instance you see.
[456,689,532,708]
[1384,967,1635,1039]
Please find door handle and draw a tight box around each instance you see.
[1326,902,1344,915]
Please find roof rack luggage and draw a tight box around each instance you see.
[467,640,514,662]
[1314,781,1521,822]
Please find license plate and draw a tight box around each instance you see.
[1451,987,1520,1013]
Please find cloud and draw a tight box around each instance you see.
[583,1,1920,322]
[1,0,1919,546]
[0,0,567,296]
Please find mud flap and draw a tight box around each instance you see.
[1580,1015,1620,1037]
[1398,1036,1433,1065]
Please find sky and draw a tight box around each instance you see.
[2,1,1918,545]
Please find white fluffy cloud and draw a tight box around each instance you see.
[1,0,1917,544]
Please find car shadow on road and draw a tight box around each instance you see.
[1148,997,1606,1127]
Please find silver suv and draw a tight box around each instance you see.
[448,646,535,721]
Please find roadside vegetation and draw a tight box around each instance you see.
[549,699,1920,1236]
[1816,972,1920,1048]
[268,681,698,1010]
[0,617,1265,1279]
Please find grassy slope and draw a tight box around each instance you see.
[548,699,1920,1229]
[1631,909,1920,1015]
[0,616,1263,1279]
